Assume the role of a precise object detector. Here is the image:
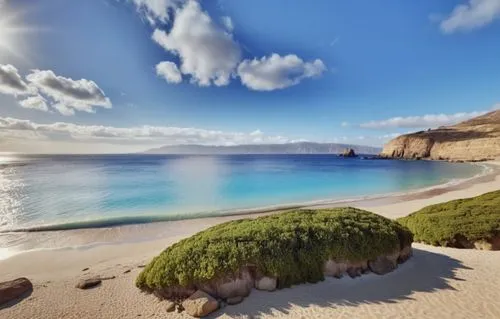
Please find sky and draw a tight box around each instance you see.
[0,0,499,153]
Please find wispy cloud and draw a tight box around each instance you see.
[360,111,487,129]
[439,0,500,34]
[0,116,297,146]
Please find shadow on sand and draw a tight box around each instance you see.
[208,248,471,318]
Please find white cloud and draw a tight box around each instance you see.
[152,1,241,87]
[492,103,500,110]
[132,0,184,24]
[341,121,350,127]
[18,95,49,112]
[440,0,500,33]
[0,64,32,96]
[237,54,326,91]
[360,111,487,129]
[144,1,326,91]
[221,16,234,32]
[0,116,296,146]
[155,61,182,84]
[26,69,112,115]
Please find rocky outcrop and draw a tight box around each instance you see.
[381,110,500,161]
[0,278,33,306]
[340,148,357,157]
[152,244,413,317]
[181,290,219,318]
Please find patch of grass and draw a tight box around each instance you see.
[136,208,412,291]
[398,190,500,247]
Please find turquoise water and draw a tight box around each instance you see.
[0,154,482,233]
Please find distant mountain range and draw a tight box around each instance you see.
[144,142,381,155]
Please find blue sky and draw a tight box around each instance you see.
[0,0,499,153]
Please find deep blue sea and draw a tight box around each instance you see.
[0,154,482,234]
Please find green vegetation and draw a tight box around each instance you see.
[398,190,500,247]
[137,208,412,291]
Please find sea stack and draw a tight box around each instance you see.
[340,148,356,157]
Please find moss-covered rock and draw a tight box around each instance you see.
[398,190,500,249]
[137,208,413,301]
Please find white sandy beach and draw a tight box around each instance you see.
[1,161,500,319]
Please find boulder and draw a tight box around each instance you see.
[368,254,398,275]
[211,268,253,299]
[226,296,244,305]
[165,300,176,312]
[182,290,219,318]
[323,260,348,278]
[0,277,33,306]
[76,278,101,289]
[398,245,413,263]
[254,276,277,291]
[471,236,500,251]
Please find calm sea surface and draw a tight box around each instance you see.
[0,154,482,234]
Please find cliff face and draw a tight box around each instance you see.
[381,110,500,161]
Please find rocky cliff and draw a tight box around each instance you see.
[381,110,500,161]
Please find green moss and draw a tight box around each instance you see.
[398,190,500,247]
[136,208,412,291]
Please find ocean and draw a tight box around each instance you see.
[0,154,483,234]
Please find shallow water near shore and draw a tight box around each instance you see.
[0,154,483,256]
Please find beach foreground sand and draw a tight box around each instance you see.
[1,161,500,319]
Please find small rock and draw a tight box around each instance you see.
[76,278,101,289]
[0,277,33,306]
[165,300,176,312]
[100,276,116,281]
[137,264,146,268]
[226,296,244,305]
[82,268,89,272]
[368,255,397,275]
[255,276,277,291]
[176,303,185,313]
[182,290,218,317]
[123,269,131,274]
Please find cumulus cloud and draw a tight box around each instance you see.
[132,0,184,24]
[237,54,326,91]
[152,1,241,87]
[18,95,49,112]
[440,0,500,33]
[0,116,296,145]
[360,111,487,129]
[155,61,182,83]
[144,1,326,91]
[26,69,112,115]
[0,64,31,96]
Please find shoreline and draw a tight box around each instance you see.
[0,161,498,261]
[1,161,499,318]
[0,160,492,234]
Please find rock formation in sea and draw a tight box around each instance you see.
[340,148,356,157]
[380,110,500,161]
